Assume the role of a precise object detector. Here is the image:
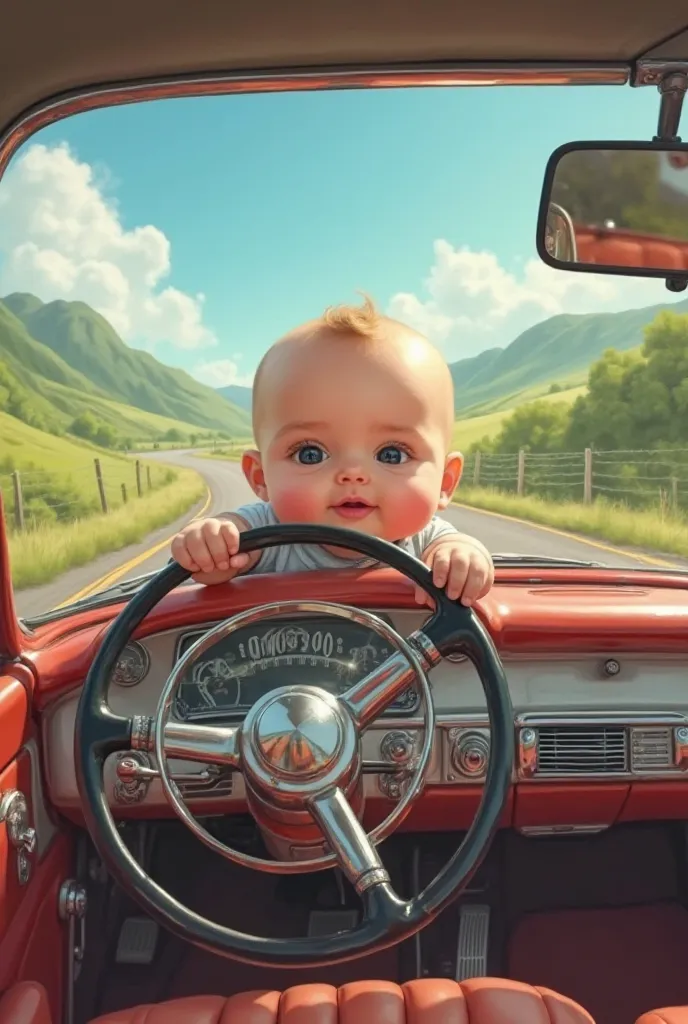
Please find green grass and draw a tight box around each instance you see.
[10,467,205,590]
[455,486,688,561]
[451,385,586,450]
[0,410,176,526]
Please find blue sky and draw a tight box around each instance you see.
[3,83,676,383]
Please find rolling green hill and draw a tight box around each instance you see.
[450,296,688,414]
[2,293,251,435]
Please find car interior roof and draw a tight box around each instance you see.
[2,0,688,142]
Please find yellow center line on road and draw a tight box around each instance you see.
[54,487,213,609]
[452,500,683,569]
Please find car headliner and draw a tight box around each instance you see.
[2,0,688,144]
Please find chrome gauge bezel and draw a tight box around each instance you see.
[171,615,422,721]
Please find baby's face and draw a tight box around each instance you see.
[243,323,462,545]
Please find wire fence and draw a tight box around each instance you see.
[465,447,688,514]
[0,457,176,534]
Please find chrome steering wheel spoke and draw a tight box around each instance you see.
[154,719,240,767]
[340,629,441,729]
[309,787,390,895]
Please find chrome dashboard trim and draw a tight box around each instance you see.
[515,711,688,782]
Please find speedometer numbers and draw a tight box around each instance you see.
[174,618,419,719]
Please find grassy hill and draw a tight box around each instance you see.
[451,384,586,450]
[449,296,688,414]
[2,293,251,436]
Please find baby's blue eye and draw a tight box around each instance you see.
[294,445,327,465]
[376,446,409,465]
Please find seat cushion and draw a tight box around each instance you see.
[637,1012,688,1024]
[89,977,595,1023]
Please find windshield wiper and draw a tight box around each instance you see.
[491,553,607,568]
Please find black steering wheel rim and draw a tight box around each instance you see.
[75,522,514,966]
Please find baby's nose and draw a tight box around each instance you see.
[335,463,370,484]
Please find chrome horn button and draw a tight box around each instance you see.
[253,689,345,778]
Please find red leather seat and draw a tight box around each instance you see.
[88,978,596,1023]
[637,1012,688,1024]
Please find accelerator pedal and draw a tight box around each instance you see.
[455,904,490,981]
[115,916,159,964]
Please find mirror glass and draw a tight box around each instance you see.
[541,146,688,274]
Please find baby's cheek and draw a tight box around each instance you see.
[385,475,441,535]
[271,481,323,523]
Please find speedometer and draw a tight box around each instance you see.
[173,616,420,721]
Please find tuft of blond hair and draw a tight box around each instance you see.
[320,292,383,339]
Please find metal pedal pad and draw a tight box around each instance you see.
[455,904,490,981]
[115,916,159,964]
[307,909,359,937]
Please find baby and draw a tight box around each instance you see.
[171,296,493,607]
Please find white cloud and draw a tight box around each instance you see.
[192,357,253,389]
[0,142,215,351]
[388,239,684,361]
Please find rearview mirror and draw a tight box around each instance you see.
[537,141,688,289]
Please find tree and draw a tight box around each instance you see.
[565,311,688,450]
[70,411,99,441]
[492,399,570,454]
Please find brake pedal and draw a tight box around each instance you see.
[115,916,159,964]
[307,909,359,937]
[456,904,490,981]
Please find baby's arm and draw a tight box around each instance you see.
[170,513,262,585]
[418,527,494,607]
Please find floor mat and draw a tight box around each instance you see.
[508,903,688,1024]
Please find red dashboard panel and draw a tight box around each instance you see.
[18,566,688,833]
[21,566,688,705]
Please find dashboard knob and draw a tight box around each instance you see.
[380,730,415,765]
[451,730,490,778]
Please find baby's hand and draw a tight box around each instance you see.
[171,517,251,575]
[416,538,494,608]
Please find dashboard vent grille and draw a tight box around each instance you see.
[178,769,233,800]
[536,727,628,776]
[630,727,674,772]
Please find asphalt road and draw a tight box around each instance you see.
[13,449,688,619]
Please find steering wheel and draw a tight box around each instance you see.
[75,523,513,966]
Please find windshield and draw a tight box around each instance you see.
[4,84,688,624]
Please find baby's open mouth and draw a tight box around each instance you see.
[331,498,376,519]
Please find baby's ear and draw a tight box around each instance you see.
[437,451,463,509]
[241,449,268,500]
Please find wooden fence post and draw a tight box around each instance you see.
[135,460,143,498]
[584,448,593,504]
[473,451,481,486]
[121,483,127,504]
[517,450,525,496]
[11,471,24,530]
[94,459,108,513]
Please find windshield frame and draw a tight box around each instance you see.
[0,64,628,182]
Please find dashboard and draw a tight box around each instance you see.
[39,573,688,836]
